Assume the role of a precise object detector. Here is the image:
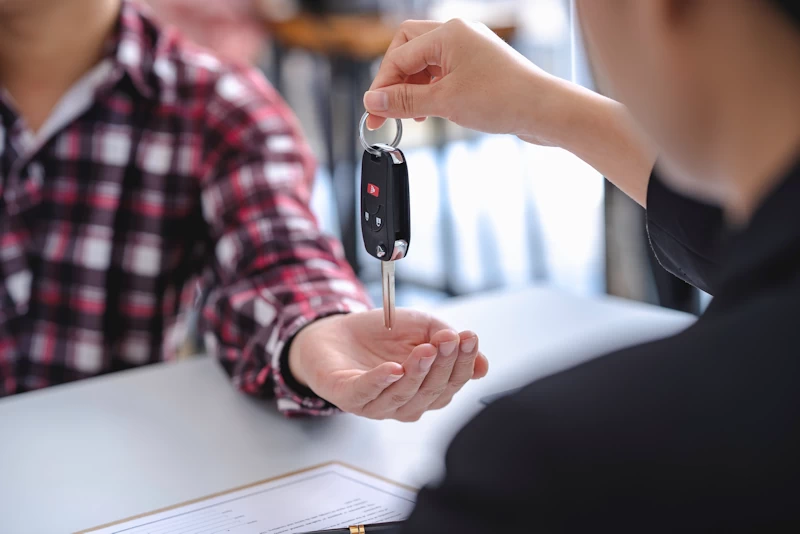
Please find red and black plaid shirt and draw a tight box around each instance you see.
[0,0,370,414]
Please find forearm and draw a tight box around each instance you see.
[203,270,368,414]
[525,74,657,207]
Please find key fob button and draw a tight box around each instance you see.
[372,206,384,232]
[363,196,382,216]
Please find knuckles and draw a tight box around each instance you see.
[351,389,375,405]
[390,392,415,405]
[445,17,470,31]
[397,84,416,114]
[444,17,491,38]
[418,385,447,399]
[399,19,422,33]
[447,378,467,390]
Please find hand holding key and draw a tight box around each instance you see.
[363,19,567,146]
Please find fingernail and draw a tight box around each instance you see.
[386,373,403,385]
[420,355,436,372]
[364,91,388,112]
[460,337,477,353]
[438,340,458,357]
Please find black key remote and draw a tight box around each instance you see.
[360,144,411,262]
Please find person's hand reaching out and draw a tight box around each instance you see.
[288,310,489,422]
[363,19,570,146]
[364,18,658,206]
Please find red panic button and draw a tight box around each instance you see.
[367,183,380,197]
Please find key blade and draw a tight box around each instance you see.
[381,260,396,330]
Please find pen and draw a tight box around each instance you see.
[301,520,404,534]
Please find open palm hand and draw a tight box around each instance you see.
[288,309,488,421]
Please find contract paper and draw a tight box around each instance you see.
[83,463,416,534]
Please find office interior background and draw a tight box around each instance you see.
[142,0,703,345]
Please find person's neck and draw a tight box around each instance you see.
[0,0,120,133]
[713,18,800,227]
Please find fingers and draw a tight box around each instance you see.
[376,20,444,74]
[371,24,445,90]
[427,332,481,411]
[365,108,388,131]
[365,21,446,130]
[364,82,441,124]
[347,361,405,410]
[472,352,489,379]
[370,20,443,82]
[364,26,449,121]
[404,69,435,88]
[361,342,437,417]
[394,330,461,421]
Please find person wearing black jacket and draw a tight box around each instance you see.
[361,0,800,531]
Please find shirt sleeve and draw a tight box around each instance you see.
[646,167,725,295]
[198,65,371,416]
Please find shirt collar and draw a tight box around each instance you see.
[112,0,159,99]
[715,154,800,296]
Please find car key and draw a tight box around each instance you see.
[359,112,411,330]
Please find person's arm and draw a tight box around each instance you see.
[400,331,712,533]
[557,85,725,292]
[400,385,567,533]
[363,19,724,293]
[198,67,369,415]
[198,65,488,418]
[363,19,657,207]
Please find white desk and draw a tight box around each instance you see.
[0,286,694,534]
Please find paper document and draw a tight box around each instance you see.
[82,463,416,534]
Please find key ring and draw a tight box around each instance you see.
[359,111,403,156]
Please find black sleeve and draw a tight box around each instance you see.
[398,333,710,534]
[399,393,556,534]
[646,168,725,295]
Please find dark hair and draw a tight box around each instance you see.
[771,0,800,27]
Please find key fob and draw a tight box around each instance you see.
[360,144,411,261]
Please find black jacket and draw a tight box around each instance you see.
[402,163,800,532]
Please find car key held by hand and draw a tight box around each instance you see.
[359,112,411,330]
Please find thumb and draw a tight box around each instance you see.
[364,83,438,121]
[349,361,405,409]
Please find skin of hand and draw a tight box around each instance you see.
[363,19,657,207]
[288,310,489,422]
[363,19,564,141]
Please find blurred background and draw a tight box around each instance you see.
[143,0,703,318]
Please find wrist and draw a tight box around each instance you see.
[533,78,657,206]
[540,76,608,152]
[507,66,576,146]
[286,314,342,388]
[287,328,312,388]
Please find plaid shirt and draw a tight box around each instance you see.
[0,0,370,414]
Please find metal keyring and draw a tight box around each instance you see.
[359,111,403,156]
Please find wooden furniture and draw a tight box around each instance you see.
[267,14,517,60]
